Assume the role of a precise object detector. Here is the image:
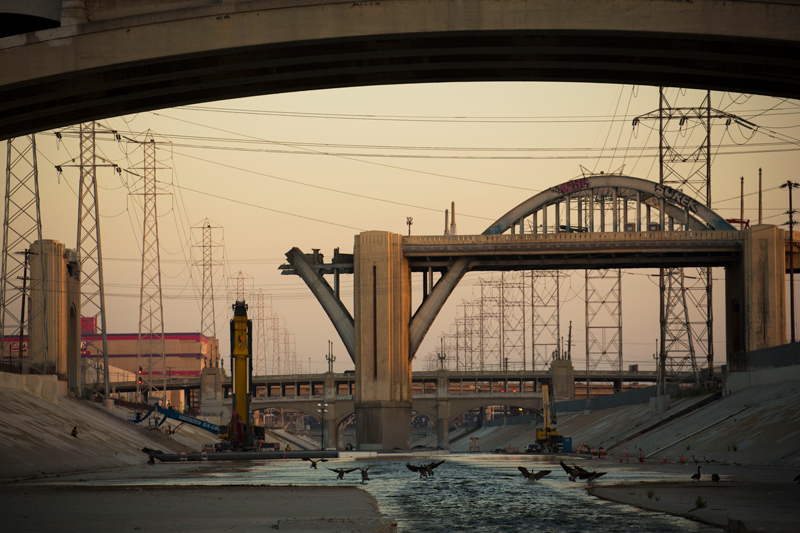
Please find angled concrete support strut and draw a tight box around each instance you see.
[285,248,355,361]
[409,257,472,360]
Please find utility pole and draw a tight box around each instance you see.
[326,340,335,372]
[781,180,799,343]
[15,249,33,369]
[406,216,413,237]
[740,177,745,230]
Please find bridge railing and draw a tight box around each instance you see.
[404,230,742,246]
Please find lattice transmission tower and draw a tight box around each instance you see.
[76,122,116,397]
[635,89,744,383]
[253,289,271,376]
[136,132,167,403]
[1,135,48,371]
[195,219,219,368]
[531,270,560,371]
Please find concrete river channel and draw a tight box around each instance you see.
[90,453,716,532]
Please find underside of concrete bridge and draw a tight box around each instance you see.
[2,0,800,139]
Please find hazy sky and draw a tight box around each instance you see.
[6,82,799,374]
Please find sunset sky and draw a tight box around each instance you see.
[7,82,799,374]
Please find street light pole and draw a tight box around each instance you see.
[780,180,799,343]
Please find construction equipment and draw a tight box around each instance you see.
[131,402,219,435]
[217,300,265,450]
[535,383,563,451]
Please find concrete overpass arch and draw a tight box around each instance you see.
[3,1,800,138]
[445,401,542,427]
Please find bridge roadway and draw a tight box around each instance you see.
[110,368,666,394]
[112,368,680,447]
[3,0,800,138]
[404,230,743,272]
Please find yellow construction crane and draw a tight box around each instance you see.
[535,383,561,451]
[218,300,264,449]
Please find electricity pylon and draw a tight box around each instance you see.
[76,122,115,398]
[136,132,166,403]
[1,135,48,372]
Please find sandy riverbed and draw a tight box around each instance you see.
[0,483,396,532]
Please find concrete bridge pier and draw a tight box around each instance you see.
[436,369,450,449]
[199,365,224,425]
[321,371,336,449]
[353,231,413,450]
[726,225,787,370]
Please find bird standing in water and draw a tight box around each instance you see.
[358,467,371,482]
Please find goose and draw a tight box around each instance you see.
[711,473,720,483]
[518,467,551,483]
[302,457,328,469]
[358,466,371,482]
[691,466,701,483]
[326,467,357,480]
[559,461,590,482]
[586,471,607,482]
[407,460,445,478]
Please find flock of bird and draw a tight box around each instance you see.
[303,456,800,485]
[301,457,609,484]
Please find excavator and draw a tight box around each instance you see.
[535,383,563,452]
[217,300,265,450]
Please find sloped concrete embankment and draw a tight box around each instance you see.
[0,378,200,480]
[443,378,800,468]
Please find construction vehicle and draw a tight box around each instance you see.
[131,402,219,435]
[535,383,563,452]
[217,300,265,450]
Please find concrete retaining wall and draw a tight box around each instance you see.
[724,364,800,395]
[0,371,65,404]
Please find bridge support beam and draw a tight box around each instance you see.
[726,225,786,370]
[436,370,450,449]
[550,359,575,401]
[353,231,412,450]
[199,365,224,425]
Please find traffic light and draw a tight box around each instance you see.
[138,366,143,385]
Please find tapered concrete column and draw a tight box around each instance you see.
[550,358,575,400]
[199,365,224,426]
[726,225,786,370]
[353,231,412,450]
[436,369,450,449]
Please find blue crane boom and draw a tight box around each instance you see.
[133,402,219,435]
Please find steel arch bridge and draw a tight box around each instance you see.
[286,173,738,364]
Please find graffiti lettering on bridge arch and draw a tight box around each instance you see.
[554,178,590,195]
[654,184,699,214]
